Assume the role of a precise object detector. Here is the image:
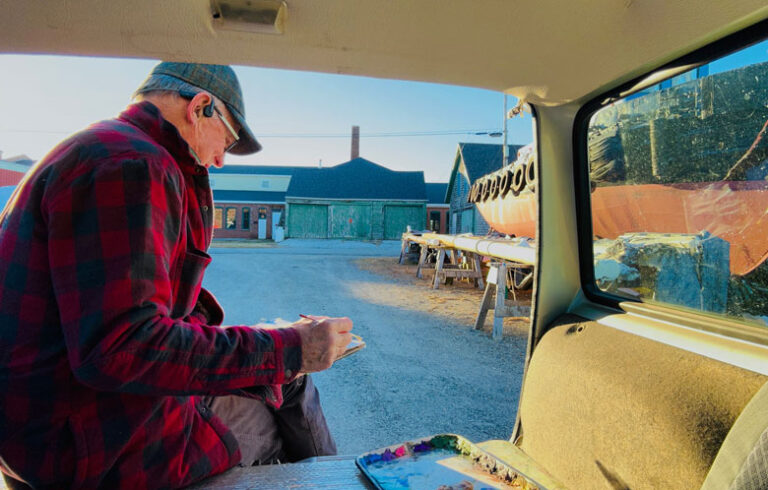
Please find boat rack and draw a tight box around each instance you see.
[399,232,535,339]
[400,232,536,267]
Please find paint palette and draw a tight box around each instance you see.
[355,434,542,490]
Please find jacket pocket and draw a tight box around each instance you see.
[195,287,225,326]
[171,247,212,320]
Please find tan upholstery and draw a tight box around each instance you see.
[518,315,766,489]
[701,380,768,489]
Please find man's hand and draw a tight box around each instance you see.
[293,316,353,373]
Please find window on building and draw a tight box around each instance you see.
[258,207,267,219]
[214,207,223,229]
[586,38,768,325]
[429,211,441,232]
[225,207,237,229]
[261,180,270,188]
[242,207,250,229]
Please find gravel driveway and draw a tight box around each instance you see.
[204,239,529,456]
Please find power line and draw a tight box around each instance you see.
[0,128,503,138]
[259,129,502,138]
[0,129,72,135]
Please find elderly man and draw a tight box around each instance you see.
[0,62,351,489]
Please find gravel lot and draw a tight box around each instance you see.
[204,239,530,456]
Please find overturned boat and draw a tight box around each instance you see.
[468,61,768,277]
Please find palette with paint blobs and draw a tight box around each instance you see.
[355,434,543,489]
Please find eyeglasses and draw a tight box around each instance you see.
[213,105,240,153]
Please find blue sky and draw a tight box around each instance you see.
[0,55,533,183]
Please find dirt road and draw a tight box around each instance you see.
[204,240,530,455]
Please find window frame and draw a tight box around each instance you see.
[572,18,768,314]
[214,206,224,229]
[225,207,237,230]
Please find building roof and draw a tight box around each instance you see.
[209,165,306,175]
[212,190,287,203]
[0,159,35,174]
[460,143,524,182]
[2,154,35,166]
[287,157,426,200]
[445,143,525,201]
[425,183,449,205]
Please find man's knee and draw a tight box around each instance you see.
[275,375,337,460]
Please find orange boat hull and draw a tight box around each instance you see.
[476,182,768,276]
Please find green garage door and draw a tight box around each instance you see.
[383,205,424,240]
[330,203,372,238]
[288,204,328,238]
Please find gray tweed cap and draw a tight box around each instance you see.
[134,62,261,155]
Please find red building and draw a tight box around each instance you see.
[209,165,300,240]
[0,154,34,186]
[425,182,449,234]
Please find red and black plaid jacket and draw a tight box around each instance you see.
[0,102,301,489]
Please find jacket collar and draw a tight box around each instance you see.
[118,101,205,176]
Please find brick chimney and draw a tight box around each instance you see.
[351,126,360,159]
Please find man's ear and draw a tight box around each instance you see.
[185,92,214,124]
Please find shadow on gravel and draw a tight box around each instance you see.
[353,257,530,337]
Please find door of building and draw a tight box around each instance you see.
[429,210,441,232]
[383,205,423,240]
[272,210,282,239]
[330,203,371,238]
[257,207,268,239]
[288,204,329,238]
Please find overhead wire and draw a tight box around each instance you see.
[257,129,503,138]
[0,128,503,138]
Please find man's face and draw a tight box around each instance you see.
[184,93,240,168]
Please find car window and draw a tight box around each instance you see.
[587,38,768,325]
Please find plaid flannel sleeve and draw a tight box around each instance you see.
[45,157,301,399]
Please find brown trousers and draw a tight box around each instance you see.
[202,374,337,465]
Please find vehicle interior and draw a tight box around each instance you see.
[4,1,768,488]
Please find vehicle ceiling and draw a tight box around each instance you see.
[3,1,768,106]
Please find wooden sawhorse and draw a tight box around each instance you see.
[415,240,439,279]
[432,246,484,290]
[474,261,531,340]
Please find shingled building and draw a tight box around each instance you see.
[445,143,523,235]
